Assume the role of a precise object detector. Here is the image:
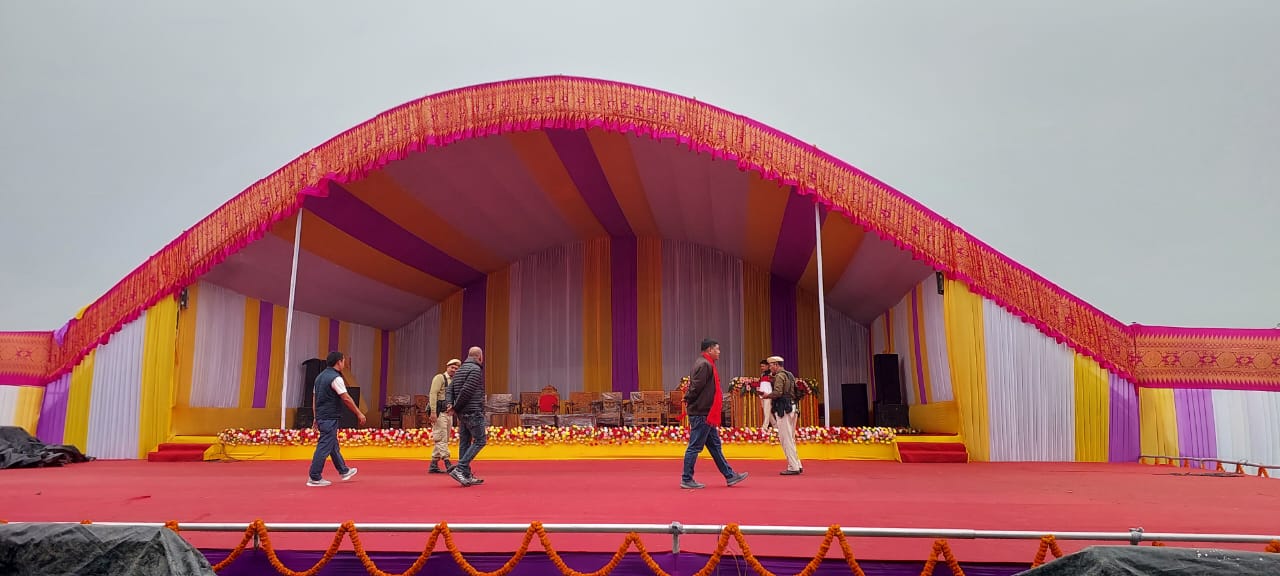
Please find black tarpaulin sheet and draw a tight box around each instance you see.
[0,524,215,576]
[1017,545,1280,575]
[0,426,92,469]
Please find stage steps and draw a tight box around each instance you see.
[147,442,213,462]
[896,438,969,463]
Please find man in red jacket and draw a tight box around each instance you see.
[680,338,749,490]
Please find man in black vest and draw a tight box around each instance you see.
[307,351,366,487]
[446,346,487,487]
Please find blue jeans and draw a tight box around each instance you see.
[682,415,735,483]
[308,419,349,481]
[456,412,487,477]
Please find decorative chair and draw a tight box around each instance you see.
[521,386,560,427]
[485,393,518,428]
[597,392,624,426]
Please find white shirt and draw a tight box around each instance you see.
[331,375,347,395]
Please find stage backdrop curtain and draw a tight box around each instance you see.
[1107,373,1141,463]
[0,385,44,436]
[508,242,585,396]
[189,283,246,408]
[983,298,1076,462]
[284,310,321,408]
[822,307,870,426]
[36,373,71,444]
[660,239,743,388]
[920,282,953,402]
[1211,389,1280,475]
[392,305,440,398]
[62,350,96,452]
[347,323,377,412]
[138,296,179,458]
[942,278,990,461]
[1138,388,1180,465]
[889,297,915,403]
[87,310,146,459]
[1072,354,1110,462]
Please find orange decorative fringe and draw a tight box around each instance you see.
[1030,535,1064,567]
[39,77,1160,386]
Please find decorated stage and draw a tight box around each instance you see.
[199,426,959,462]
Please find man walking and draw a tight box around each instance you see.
[681,338,749,489]
[447,346,487,487]
[307,351,365,487]
[427,358,461,474]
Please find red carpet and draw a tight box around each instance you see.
[897,441,969,463]
[146,443,212,462]
[2,459,1277,563]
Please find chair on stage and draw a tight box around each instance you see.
[381,395,413,429]
[560,391,598,427]
[521,386,559,427]
[485,393,519,428]
[668,389,687,427]
[634,391,665,427]
[597,392,624,426]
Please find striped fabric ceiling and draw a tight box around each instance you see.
[202,128,934,330]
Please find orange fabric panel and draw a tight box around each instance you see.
[505,131,605,240]
[586,129,660,236]
[742,172,789,271]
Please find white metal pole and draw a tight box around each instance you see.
[279,212,304,429]
[814,203,832,427]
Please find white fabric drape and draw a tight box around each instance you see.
[1212,390,1280,474]
[347,323,376,398]
[822,307,870,419]
[870,316,887,356]
[920,282,953,402]
[889,297,916,404]
[190,282,246,408]
[660,240,743,387]
[982,299,1076,461]
[284,310,321,407]
[87,311,146,459]
[392,305,440,398]
[0,386,19,427]
[508,242,585,395]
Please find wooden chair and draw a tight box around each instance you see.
[521,386,560,427]
[485,393,518,428]
[597,392,623,426]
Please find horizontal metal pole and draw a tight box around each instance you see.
[8,522,1278,544]
[1138,454,1280,470]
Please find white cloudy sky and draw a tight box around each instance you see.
[1,1,1277,331]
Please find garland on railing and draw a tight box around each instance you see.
[150,521,1280,576]
[216,426,905,447]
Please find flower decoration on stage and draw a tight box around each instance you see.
[729,377,762,397]
[677,377,690,393]
[795,378,820,399]
[217,425,906,447]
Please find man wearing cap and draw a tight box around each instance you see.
[427,358,461,474]
[681,338,749,489]
[307,351,365,487]
[766,356,803,475]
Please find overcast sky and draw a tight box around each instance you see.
[2,1,1277,332]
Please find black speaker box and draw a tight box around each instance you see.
[873,354,903,405]
[874,402,910,429]
[840,383,870,427]
[339,387,362,429]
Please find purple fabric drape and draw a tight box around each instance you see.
[202,549,1025,576]
[769,275,798,374]
[1107,374,1141,463]
[1174,388,1218,464]
[35,373,71,444]
[379,330,390,409]
[328,319,340,355]
[252,300,274,408]
[611,235,640,395]
[462,278,487,359]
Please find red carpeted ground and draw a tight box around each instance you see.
[3,459,1278,563]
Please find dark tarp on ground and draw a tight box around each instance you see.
[0,524,215,576]
[0,426,92,469]
[1017,545,1280,575]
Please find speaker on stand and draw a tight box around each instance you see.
[872,354,910,428]
[840,383,869,427]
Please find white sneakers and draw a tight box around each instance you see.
[306,467,358,487]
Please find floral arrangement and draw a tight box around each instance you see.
[217,425,907,447]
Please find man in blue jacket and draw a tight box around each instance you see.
[307,351,366,487]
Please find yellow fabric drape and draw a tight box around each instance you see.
[581,237,613,393]
[317,315,331,355]
[13,386,45,435]
[1139,388,1180,464]
[1072,354,1111,462]
[486,267,511,393]
[912,285,933,403]
[237,299,261,408]
[175,284,199,408]
[942,278,991,462]
[138,296,179,458]
[796,288,823,383]
[637,237,664,391]
[741,264,771,375]
[62,350,96,452]
[437,293,463,367]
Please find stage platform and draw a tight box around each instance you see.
[3,459,1278,566]
[194,426,962,462]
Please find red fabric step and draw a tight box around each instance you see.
[898,441,968,463]
[146,443,213,462]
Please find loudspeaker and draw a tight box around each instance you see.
[840,383,869,427]
[873,354,903,405]
[874,403,910,429]
[300,358,326,407]
[339,387,362,429]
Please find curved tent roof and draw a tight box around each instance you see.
[11,75,1276,389]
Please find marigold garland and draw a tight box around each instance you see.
[1030,535,1064,567]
